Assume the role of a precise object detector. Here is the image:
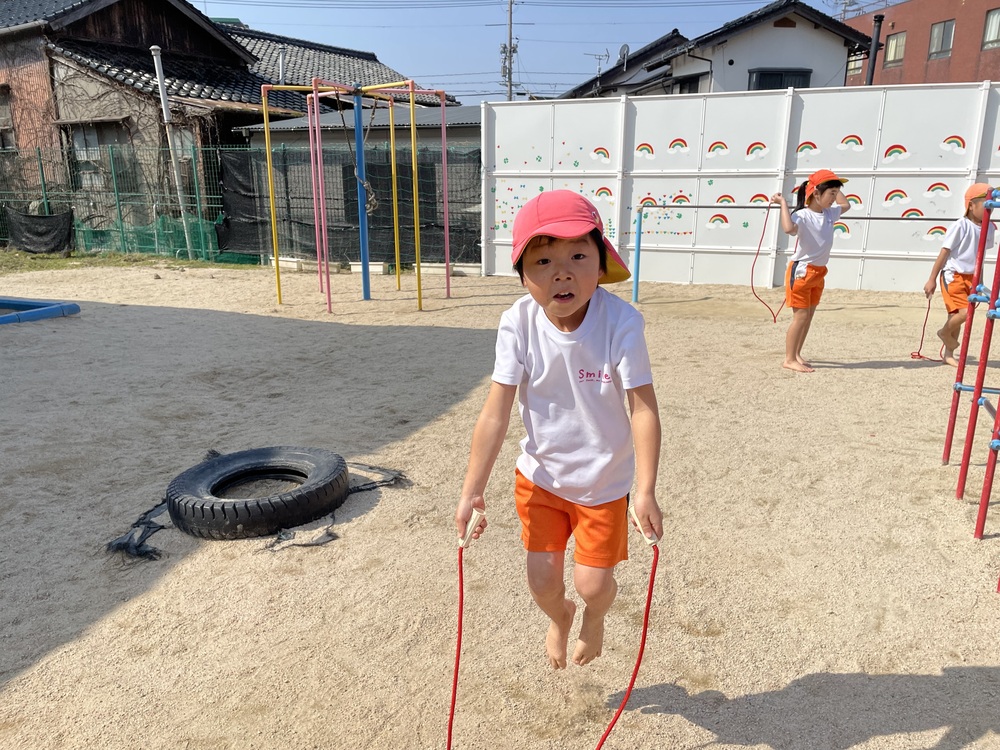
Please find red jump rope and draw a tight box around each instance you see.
[448,506,659,749]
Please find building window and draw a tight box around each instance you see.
[0,88,14,150]
[676,75,701,94]
[929,19,955,58]
[984,9,1000,49]
[748,69,811,90]
[65,122,137,192]
[846,52,865,76]
[884,31,906,66]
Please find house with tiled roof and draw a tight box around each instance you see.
[0,0,438,155]
[561,0,871,98]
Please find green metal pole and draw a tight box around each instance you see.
[36,147,50,215]
[191,143,206,259]
[108,145,127,253]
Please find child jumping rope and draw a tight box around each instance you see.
[771,169,851,373]
[454,190,663,670]
[923,183,995,366]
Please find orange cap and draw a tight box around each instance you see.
[965,183,992,212]
[804,169,848,203]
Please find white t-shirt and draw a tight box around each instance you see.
[942,216,995,279]
[790,205,842,266]
[491,286,653,506]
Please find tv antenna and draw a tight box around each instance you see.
[585,48,610,77]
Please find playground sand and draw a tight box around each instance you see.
[1,264,998,749]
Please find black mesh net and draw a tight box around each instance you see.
[215,144,481,265]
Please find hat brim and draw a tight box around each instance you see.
[600,236,631,284]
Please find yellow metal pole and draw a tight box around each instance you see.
[261,86,282,304]
[388,103,401,290]
[361,80,411,92]
[409,83,422,311]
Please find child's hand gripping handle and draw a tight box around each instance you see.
[629,505,658,547]
[459,508,486,548]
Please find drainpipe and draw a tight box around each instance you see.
[150,45,194,260]
[0,20,45,38]
[865,14,884,86]
[687,52,714,93]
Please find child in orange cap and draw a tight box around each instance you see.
[770,169,851,373]
[455,190,663,670]
[924,183,995,366]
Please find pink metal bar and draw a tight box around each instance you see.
[312,78,333,313]
[439,91,452,297]
[307,94,323,293]
[955,205,996,498]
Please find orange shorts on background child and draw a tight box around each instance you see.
[785,262,828,308]
[514,470,628,568]
[941,271,975,314]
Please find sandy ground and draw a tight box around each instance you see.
[1,261,999,750]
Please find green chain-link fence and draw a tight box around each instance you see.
[0,143,481,266]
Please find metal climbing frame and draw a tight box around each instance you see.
[941,190,1000,543]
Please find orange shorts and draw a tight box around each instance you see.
[941,271,975,314]
[785,262,828,309]
[514,470,628,568]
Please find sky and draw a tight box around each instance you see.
[198,0,854,105]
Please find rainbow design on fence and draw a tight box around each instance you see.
[833,222,850,236]
[746,141,767,156]
[846,194,863,205]
[749,193,770,204]
[635,142,655,155]
[708,213,729,225]
[638,196,660,208]
[883,144,909,160]
[706,141,729,156]
[926,182,950,194]
[941,134,967,152]
[902,208,924,218]
[594,186,614,199]
[926,225,948,237]
[672,194,691,204]
[884,188,908,204]
[668,138,688,151]
[716,195,736,204]
[840,134,863,147]
[593,147,611,160]
[796,141,818,154]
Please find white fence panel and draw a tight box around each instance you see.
[482,82,1000,293]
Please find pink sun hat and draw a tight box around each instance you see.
[511,190,631,284]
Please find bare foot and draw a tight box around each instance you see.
[545,600,576,669]
[782,360,815,373]
[572,607,606,666]
[937,328,960,351]
[796,356,811,367]
[944,350,959,367]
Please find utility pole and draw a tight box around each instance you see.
[500,0,517,101]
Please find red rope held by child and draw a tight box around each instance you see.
[447,545,466,750]
[750,205,785,323]
[910,294,945,362]
[594,543,660,749]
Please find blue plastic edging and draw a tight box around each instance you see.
[0,297,81,325]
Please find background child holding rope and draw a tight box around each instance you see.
[923,183,995,366]
[771,169,851,373]
[455,190,663,670]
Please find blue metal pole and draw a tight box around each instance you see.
[354,88,371,301]
[632,209,643,303]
